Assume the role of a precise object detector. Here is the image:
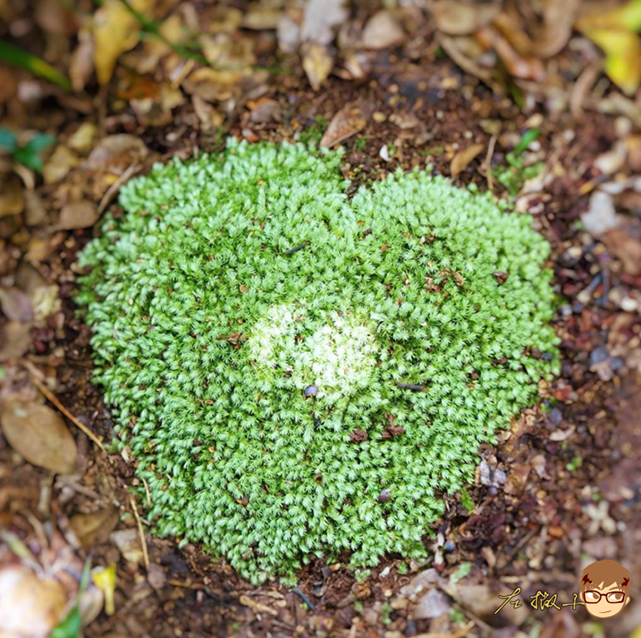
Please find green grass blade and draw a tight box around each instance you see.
[0,39,71,91]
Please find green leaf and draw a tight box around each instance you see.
[0,127,17,152]
[50,606,81,638]
[13,146,43,172]
[25,133,56,153]
[0,39,71,91]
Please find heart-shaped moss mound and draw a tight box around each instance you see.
[76,139,559,584]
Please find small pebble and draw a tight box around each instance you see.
[304,385,318,397]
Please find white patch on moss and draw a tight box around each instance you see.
[247,304,379,396]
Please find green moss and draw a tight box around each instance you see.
[76,139,559,585]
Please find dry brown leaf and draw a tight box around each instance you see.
[43,145,79,185]
[277,14,301,54]
[110,529,144,565]
[24,190,48,226]
[70,507,120,549]
[0,174,25,218]
[0,287,34,323]
[70,29,95,93]
[320,101,374,148]
[604,226,641,275]
[85,135,149,174]
[0,322,32,361]
[0,564,68,637]
[0,398,78,474]
[361,11,405,50]
[450,143,485,178]
[301,0,347,45]
[68,122,99,155]
[241,2,282,30]
[534,0,581,58]
[93,0,156,86]
[301,41,334,91]
[58,200,100,230]
[432,0,502,36]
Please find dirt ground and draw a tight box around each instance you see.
[1,1,641,637]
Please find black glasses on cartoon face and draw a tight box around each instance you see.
[583,590,627,604]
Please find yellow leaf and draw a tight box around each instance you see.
[576,0,641,33]
[93,0,155,86]
[91,563,117,616]
[584,28,641,95]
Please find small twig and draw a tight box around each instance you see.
[23,361,106,451]
[130,497,150,571]
[396,383,429,391]
[292,586,315,610]
[481,133,498,194]
[142,477,152,508]
[283,241,310,256]
[97,162,141,215]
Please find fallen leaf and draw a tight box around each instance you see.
[301,41,334,91]
[24,190,48,226]
[534,0,581,58]
[582,28,641,95]
[0,398,78,474]
[241,2,282,30]
[576,0,641,32]
[581,190,622,238]
[301,0,347,45]
[604,226,641,275]
[361,11,405,50]
[110,529,144,565]
[450,143,485,178]
[412,588,451,619]
[93,0,155,86]
[0,174,25,218]
[70,507,119,549]
[70,29,95,93]
[277,14,301,54]
[92,564,117,616]
[0,287,34,322]
[0,321,32,361]
[320,101,374,148]
[68,122,99,154]
[85,135,149,174]
[0,564,67,637]
[432,0,502,35]
[43,145,79,185]
[58,200,100,230]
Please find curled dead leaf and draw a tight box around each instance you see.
[43,145,79,185]
[302,41,334,91]
[93,0,155,86]
[0,174,25,218]
[320,101,374,148]
[301,0,347,46]
[0,564,67,637]
[361,11,405,50]
[70,507,119,549]
[110,529,144,565]
[432,0,502,36]
[534,0,581,58]
[450,143,485,179]
[0,398,78,474]
[0,287,34,323]
[0,322,32,361]
[85,135,149,174]
[58,200,100,230]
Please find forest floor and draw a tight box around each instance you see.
[1,1,641,637]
